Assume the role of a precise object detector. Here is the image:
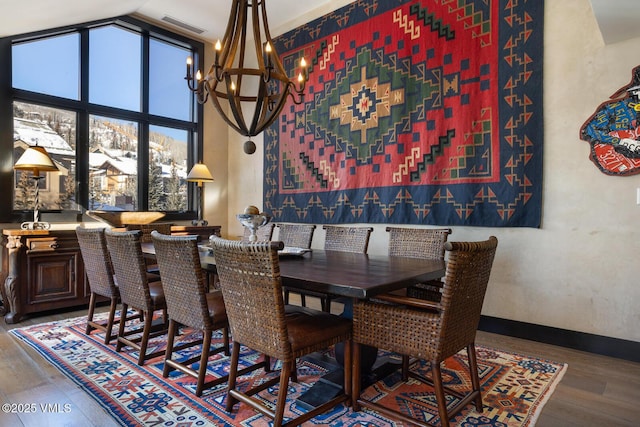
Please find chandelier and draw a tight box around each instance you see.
[186,0,307,154]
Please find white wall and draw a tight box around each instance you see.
[207,0,640,343]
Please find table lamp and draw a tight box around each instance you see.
[14,144,59,230]
[187,162,214,226]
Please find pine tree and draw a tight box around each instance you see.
[148,153,165,210]
[165,161,184,211]
[14,171,33,210]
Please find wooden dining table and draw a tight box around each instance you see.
[202,248,446,299]
[143,242,445,299]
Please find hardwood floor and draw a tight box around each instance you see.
[1,301,639,427]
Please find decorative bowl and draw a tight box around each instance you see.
[236,213,271,242]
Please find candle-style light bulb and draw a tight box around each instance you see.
[230,81,236,93]
[265,42,272,68]
[186,56,193,78]
[195,70,202,81]
[299,57,307,83]
[214,40,221,66]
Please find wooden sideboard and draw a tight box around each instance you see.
[0,225,221,323]
[1,229,88,324]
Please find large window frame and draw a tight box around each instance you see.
[0,15,205,223]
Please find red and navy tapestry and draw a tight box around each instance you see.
[264,0,543,227]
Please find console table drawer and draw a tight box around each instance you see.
[26,237,59,252]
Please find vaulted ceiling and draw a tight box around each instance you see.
[1,0,638,45]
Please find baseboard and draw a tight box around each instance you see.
[478,315,640,363]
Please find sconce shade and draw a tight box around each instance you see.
[187,163,214,183]
[14,145,59,176]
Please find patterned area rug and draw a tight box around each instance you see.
[10,313,566,426]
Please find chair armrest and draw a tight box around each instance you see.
[374,292,443,311]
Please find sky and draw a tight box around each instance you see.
[12,25,192,142]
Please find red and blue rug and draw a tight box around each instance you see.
[10,313,566,426]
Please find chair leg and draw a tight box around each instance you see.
[431,361,450,427]
[137,310,154,366]
[222,327,230,356]
[225,342,242,412]
[103,297,118,345]
[85,293,97,335]
[322,296,332,312]
[352,342,361,410]
[401,354,410,381]
[163,319,178,377]
[273,361,292,427]
[195,330,212,397]
[116,303,128,353]
[467,343,483,412]
[300,293,307,307]
[343,339,352,399]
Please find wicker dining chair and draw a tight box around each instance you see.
[352,236,498,427]
[210,236,353,427]
[125,223,173,275]
[387,226,451,301]
[323,225,373,253]
[241,222,275,242]
[76,227,139,345]
[385,227,452,377]
[277,224,318,307]
[150,231,236,397]
[322,225,373,312]
[105,229,168,366]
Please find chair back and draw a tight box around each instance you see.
[210,236,290,360]
[438,236,498,358]
[151,231,213,330]
[126,223,173,243]
[276,223,316,249]
[76,227,118,298]
[104,230,154,310]
[323,225,373,253]
[386,227,451,259]
[241,222,275,242]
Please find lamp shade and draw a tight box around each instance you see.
[14,146,59,176]
[187,162,214,183]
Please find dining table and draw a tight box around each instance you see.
[142,242,445,298]
[141,242,446,408]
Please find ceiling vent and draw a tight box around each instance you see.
[161,15,205,34]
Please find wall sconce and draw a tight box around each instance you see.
[187,162,214,226]
[14,144,59,230]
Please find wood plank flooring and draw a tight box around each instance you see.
[1,301,639,426]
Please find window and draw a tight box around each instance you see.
[89,26,142,111]
[12,33,80,100]
[0,16,204,223]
